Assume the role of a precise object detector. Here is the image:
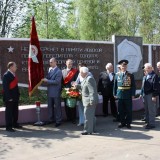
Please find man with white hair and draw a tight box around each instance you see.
[143,63,159,129]
[75,67,98,135]
[98,63,118,118]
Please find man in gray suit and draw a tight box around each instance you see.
[74,67,98,135]
[42,58,62,127]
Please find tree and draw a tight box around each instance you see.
[139,0,160,43]
[13,0,69,39]
[112,0,140,37]
[75,0,99,40]
[67,0,121,41]
[0,0,25,37]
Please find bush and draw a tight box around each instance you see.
[0,84,47,107]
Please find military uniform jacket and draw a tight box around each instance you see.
[113,71,136,99]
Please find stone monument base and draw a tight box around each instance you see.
[0,97,144,126]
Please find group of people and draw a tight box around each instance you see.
[42,58,98,135]
[2,58,160,134]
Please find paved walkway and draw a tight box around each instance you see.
[0,116,160,160]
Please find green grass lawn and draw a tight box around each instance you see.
[0,84,47,107]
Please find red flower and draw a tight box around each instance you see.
[61,87,81,99]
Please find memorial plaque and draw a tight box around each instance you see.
[113,35,143,80]
[0,39,114,83]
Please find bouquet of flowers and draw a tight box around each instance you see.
[61,87,81,108]
[61,87,81,99]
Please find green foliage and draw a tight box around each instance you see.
[2,0,160,43]
[0,85,47,107]
[0,0,26,37]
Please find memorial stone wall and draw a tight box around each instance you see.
[0,38,159,89]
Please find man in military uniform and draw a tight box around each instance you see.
[113,60,136,129]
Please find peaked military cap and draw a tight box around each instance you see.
[118,59,128,65]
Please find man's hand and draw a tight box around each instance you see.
[41,78,48,83]
[132,96,135,99]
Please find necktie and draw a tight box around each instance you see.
[122,73,125,78]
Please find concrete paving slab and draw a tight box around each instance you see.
[0,116,160,160]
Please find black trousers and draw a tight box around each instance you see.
[102,95,117,117]
[64,100,76,122]
[118,99,132,125]
[5,101,19,129]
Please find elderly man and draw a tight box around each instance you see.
[143,63,159,129]
[98,63,117,117]
[74,67,98,135]
[42,58,62,127]
[113,60,136,129]
[2,62,22,132]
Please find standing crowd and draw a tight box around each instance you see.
[2,58,160,134]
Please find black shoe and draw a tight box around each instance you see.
[141,118,146,121]
[127,124,132,129]
[55,123,61,127]
[13,125,23,129]
[81,132,88,135]
[72,120,76,124]
[45,121,54,125]
[6,128,15,132]
[145,125,155,129]
[118,124,126,128]
[81,132,92,135]
[103,114,108,117]
[113,119,120,122]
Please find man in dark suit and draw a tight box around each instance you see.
[2,62,21,132]
[98,63,117,117]
[42,58,62,127]
[113,60,136,129]
[62,59,79,124]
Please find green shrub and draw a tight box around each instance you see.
[0,84,47,107]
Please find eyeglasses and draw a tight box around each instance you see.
[49,62,52,63]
